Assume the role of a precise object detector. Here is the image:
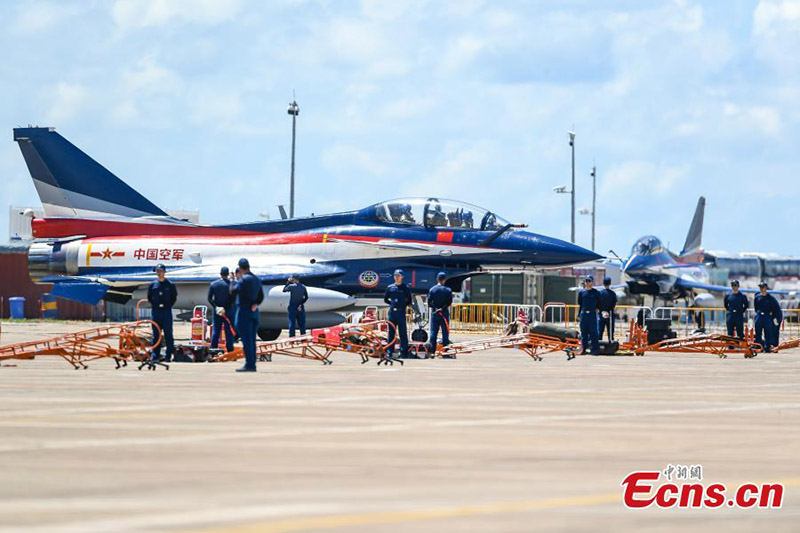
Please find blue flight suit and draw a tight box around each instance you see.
[384,283,412,358]
[208,277,235,352]
[754,292,782,352]
[723,291,748,339]
[147,278,177,361]
[578,288,600,355]
[283,282,309,337]
[427,283,453,350]
[232,272,264,370]
[597,287,618,341]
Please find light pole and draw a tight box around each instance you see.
[579,165,597,251]
[568,130,576,243]
[287,99,300,218]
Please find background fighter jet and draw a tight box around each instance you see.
[15,127,600,339]
[612,197,790,307]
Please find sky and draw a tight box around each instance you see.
[0,0,798,256]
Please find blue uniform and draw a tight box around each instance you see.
[208,278,235,352]
[578,288,600,355]
[597,287,618,341]
[283,282,309,337]
[723,291,748,339]
[427,283,453,350]
[232,272,264,370]
[754,293,782,352]
[384,283,412,358]
[147,278,177,361]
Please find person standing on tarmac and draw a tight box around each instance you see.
[754,281,782,353]
[231,258,264,372]
[578,275,600,355]
[208,266,235,352]
[147,263,177,362]
[384,269,412,359]
[283,275,309,337]
[597,276,618,341]
[426,272,453,356]
[723,280,748,340]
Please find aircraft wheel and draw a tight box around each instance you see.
[257,328,282,341]
[411,328,428,343]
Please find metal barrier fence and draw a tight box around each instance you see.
[449,304,543,333]
[447,302,800,340]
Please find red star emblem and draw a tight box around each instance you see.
[101,248,113,259]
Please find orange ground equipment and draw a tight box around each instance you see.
[0,321,161,369]
[213,320,398,365]
[439,332,581,361]
[633,334,762,358]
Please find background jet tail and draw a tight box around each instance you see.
[13,127,167,218]
[679,196,705,259]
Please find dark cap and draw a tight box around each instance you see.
[758,281,768,288]
[394,269,404,276]
[238,258,250,269]
[437,271,447,280]
[730,279,739,286]
[220,266,229,276]
[154,263,166,272]
[603,276,612,284]
[584,275,594,282]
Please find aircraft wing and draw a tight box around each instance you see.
[675,278,794,296]
[44,261,347,305]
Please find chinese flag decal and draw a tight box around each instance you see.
[437,231,454,243]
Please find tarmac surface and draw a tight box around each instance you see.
[1,320,799,532]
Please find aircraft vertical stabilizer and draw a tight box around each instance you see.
[680,196,705,257]
[13,127,167,219]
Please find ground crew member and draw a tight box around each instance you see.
[597,276,618,341]
[208,266,235,352]
[723,280,748,340]
[231,258,264,372]
[283,275,309,337]
[384,269,412,359]
[578,275,600,355]
[426,272,453,355]
[147,263,177,362]
[230,267,242,341]
[754,281,782,353]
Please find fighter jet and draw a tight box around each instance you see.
[613,197,789,306]
[14,126,601,339]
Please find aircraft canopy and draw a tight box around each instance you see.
[371,198,509,231]
[631,235,665,256]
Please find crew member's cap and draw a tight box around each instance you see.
[758,281,768,288]
[238,258,250,269]
[730,279,739,286]
[603,276,612,284]
[393,269,404,276]
[584,275,594,282]
[154,263,166,272]
[220,266,229,276]
[437,271,447,280]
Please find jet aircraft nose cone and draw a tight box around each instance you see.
[519,232,603,266]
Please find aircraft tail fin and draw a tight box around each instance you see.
[680,196,705,256]
[13,127,167,218]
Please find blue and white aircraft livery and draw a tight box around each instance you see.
[616,197,791,306]
[14,126,601,339]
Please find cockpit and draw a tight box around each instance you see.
[631,235,665,256]
[371,198,509,231]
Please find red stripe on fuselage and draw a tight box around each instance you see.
[32,218,259,239]
[79,232,499,250]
